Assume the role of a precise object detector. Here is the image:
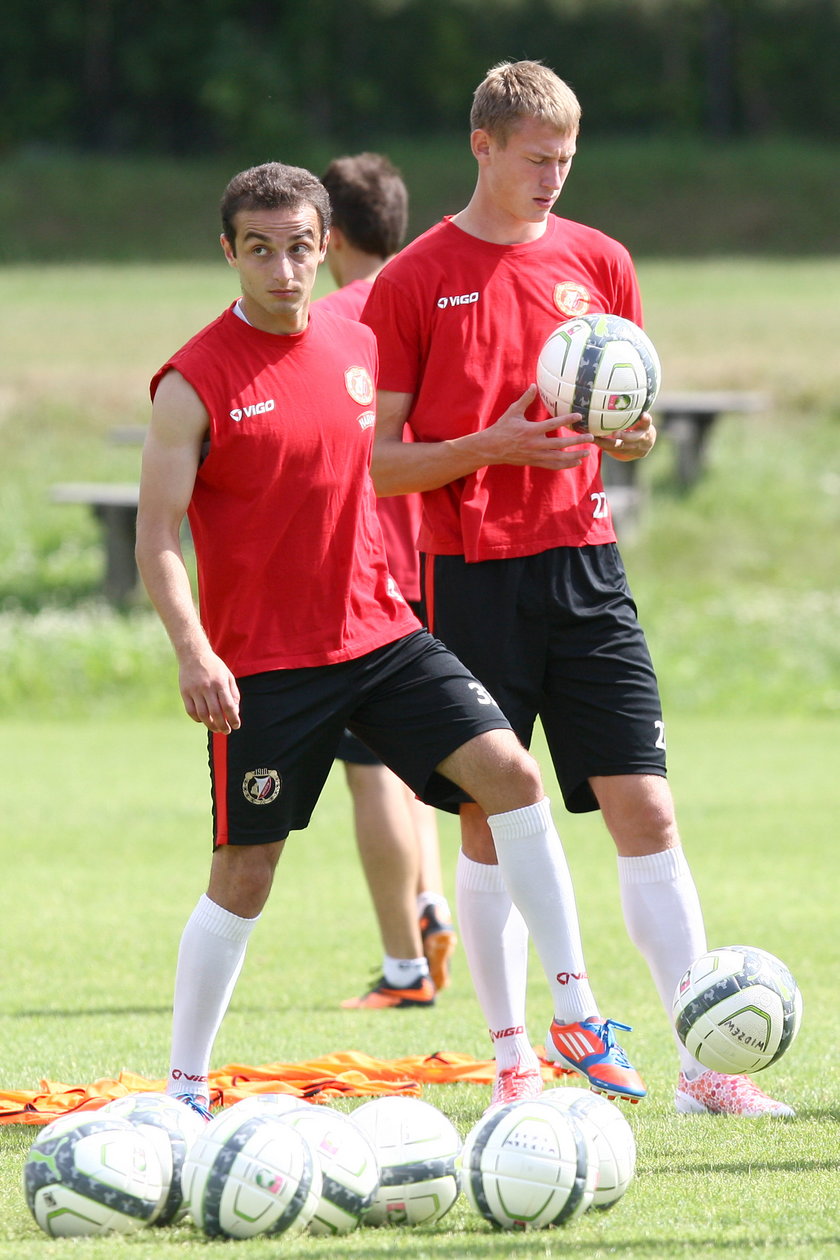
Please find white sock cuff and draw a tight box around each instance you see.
[617,847,690,885]
[456,849,507,893]
[487,796,553,841]
[193,893,260,943]
[384,954,428,970]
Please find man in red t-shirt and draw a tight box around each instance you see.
[363,61,793,1118]
[318,152,457,1009]
[136,160,632,1119]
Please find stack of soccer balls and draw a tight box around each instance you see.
[21,1090,463,1240]
[22,1084,642,1237]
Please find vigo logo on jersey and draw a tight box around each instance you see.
[437,291,479,308]
[230,399,276,422]
[553,281,591,318]
[242,767,282,805]
[345,366,374,405]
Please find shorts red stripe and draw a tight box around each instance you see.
[423,554,435,635]
[212,731,229,847]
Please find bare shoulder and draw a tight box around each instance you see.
[150,369,209,445]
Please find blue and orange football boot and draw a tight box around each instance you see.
[546,1016,646,1103]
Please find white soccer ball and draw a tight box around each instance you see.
[536,313,661,437]
[460,1100,596,1230]
[23,1113,164,1237]
[672,944,803,1075]
[351,1096,461,1226]
[279,1104,380,1234]
[182,1109,321,1239]
[222,1093,310,1121]
[539,1087,636,1209]
[100,1091,205,1225]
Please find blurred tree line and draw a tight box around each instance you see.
[2,0,838,157]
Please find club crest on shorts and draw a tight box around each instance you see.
[344,366,374,405]
[553,281,591,318]
[242,767,282,805]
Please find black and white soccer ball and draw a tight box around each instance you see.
[672,945,803,1075]
[279,1104,380,1235]
[460,1099,596,1230]
[23,1113,164,1237]
[181,1108,321,1239]
[539,1087,636,1210]
[100,1091,205,1225]
[222,1092,310,1121]
[537,313,661,437]
[351,1096,461,1226]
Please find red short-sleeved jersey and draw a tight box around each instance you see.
[362,214,643,561]
[317,278,422,601]
[150,303,419,675]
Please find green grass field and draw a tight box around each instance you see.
[0,716,838,1257]
[0,255,839,1256]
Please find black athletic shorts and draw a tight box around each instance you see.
[422,544,667,814]
[335,597,426,768]
[208,629,511,847]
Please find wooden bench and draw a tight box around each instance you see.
[52,391,769,601]
[49,482,140,605]
[601,389,771,537]
[654,390,770,489]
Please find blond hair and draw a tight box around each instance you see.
[470,60,581,145]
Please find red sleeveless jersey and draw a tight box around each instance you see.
[362,214,643,561]
[150,304,419,675]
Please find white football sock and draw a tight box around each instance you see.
[167,893,258,1099]
[383,955,430,988]
[416,891,453,922]
[487,798,597,1025]
[618,847,708,1079]
[455,852,537,1071]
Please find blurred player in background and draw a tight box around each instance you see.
[318,153,456,1008]
[363,60,793,1117]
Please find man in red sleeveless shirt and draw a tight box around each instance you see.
[136,161,635,1119]
[363,61,793,1118]
[318,152,457,1010]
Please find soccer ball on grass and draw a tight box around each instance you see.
[539,1086,636,1209]
[23,1113,164,1237]
[351,1095,461,1226]
[672,945,803,1075]
[181,1108,321,1238]
[536,313,661,437]
[279,1104,380,1234]
[460,1100,597,1230]
[100,1091,205,1225]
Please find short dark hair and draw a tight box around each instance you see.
[320,152,408,259]
[220,162,331,252]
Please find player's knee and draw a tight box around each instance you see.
[209,841,283,916]
[500,745,543,799]
[473,734,544,812]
